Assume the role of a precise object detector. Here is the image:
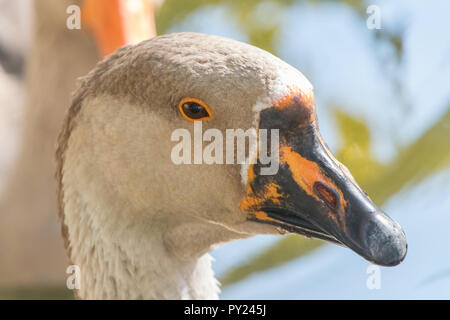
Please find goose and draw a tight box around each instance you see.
[0,0,155,286]
[57,32,407,299]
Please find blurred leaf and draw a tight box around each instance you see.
[367,107,450,204]
[156,0,294,53]
[337,0,366,16]
[247,26,280,54]
[220,236,322,287]
[334,109,386,187]
[156,0,221,34]
[375,30,404,62]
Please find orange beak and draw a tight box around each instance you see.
[82,0,157,57]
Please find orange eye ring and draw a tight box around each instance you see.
[178,98,213,122]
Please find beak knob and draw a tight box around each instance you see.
[360,211,408,266]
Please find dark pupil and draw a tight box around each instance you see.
[183,102,208,119]
[189,103,202,113]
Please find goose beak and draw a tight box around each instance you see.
[241,96,407,266]
[82,0,156,57]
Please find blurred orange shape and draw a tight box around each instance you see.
[82,0,156,57]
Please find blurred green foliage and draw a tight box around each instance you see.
[156,0,374,53]
[338,107,450,205]
[220,234,322,287]
[335,109,386,186]
[157,0,295,53]
[366,108,450,204]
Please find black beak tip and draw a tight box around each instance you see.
[362,212,408,267]
[370,229,407,267]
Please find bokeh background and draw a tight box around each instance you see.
[0,0,449,299]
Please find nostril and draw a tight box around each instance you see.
[314,182,339,210]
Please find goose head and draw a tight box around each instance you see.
[57,32,406,299]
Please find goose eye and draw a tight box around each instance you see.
[179,98,213,122]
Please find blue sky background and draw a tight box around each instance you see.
[170,0,450,299]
